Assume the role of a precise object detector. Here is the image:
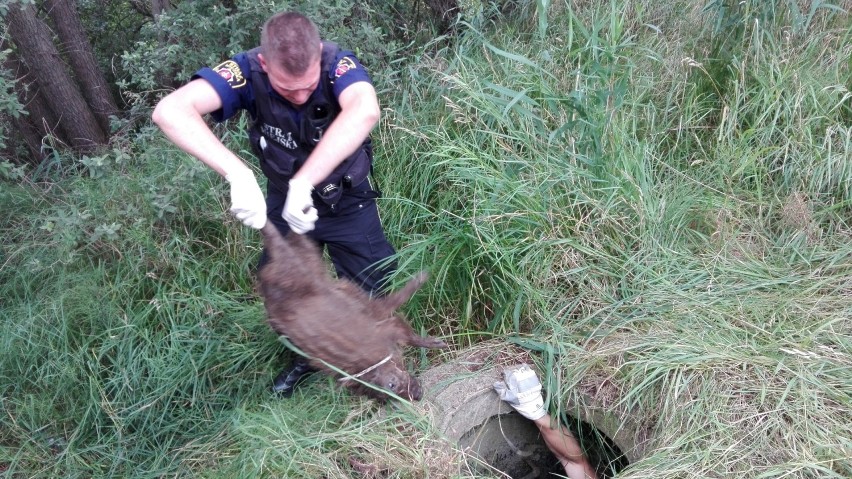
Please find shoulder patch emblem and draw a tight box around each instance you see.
[334,57,357,78]
[213,60,246,88]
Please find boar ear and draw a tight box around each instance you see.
[377,271,428,312]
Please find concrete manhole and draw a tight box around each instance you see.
[419,343,644,478]
[459,411,565,477]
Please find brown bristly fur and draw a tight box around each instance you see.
[258,223,447,401]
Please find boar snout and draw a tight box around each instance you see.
[364,362,423,401]
[404,378,423,401]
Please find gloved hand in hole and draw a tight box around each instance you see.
[493,364,546,421]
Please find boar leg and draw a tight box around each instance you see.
[260,223,288,260]
[377,271,429,312]
[406,332,448,349]
[389,318,448,349]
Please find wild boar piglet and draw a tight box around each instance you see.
[259,223,447,401]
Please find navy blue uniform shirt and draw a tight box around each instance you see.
[193,47,372,122]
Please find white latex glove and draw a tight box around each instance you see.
[282,177,318,234]
[493,364,546,421]
[225,169,267,229]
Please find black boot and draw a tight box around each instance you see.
[272,357,315,397]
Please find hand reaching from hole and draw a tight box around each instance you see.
[493,364,546,421]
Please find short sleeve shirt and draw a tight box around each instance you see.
[192,46,373,123]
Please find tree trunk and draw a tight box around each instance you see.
[1,39,61,163]
[44,0,119,135]
[5,2,107,151]
[151,0,171,18]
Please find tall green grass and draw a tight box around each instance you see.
[2,0,851,477]
[376,0,852,477]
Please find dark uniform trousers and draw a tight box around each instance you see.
[258,177,397,296]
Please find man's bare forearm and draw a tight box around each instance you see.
[293,84,379,186]
[152,81,251,178]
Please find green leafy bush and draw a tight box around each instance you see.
[119,1,394,102]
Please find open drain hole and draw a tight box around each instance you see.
[459,412,628,478]
[561,412,629,478]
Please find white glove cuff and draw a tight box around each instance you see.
[521,406,547,421]
[288,176,313,192]
[514,395,546,420]
[225,168,254,184]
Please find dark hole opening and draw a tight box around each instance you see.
[459,412,628,478]
[560,411,629,478]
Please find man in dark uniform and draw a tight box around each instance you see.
[152,11,396,397]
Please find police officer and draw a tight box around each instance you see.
[152,11,396,397]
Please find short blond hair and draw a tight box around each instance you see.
[260,11,321,75]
